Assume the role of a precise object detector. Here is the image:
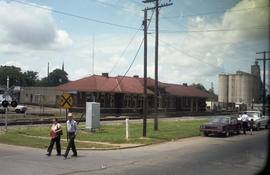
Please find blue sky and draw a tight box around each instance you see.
[0,0,269,94]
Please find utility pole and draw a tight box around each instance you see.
[142,0,173,131]
[256,51,270,116]
[4,76,9,134]
[143,9,148,137]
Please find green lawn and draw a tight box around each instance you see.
[0,119,209,149]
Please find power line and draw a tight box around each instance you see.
[12,0,140,31]
[161,5,270,19]
[109,25,143,75]
[110,10,155,92]
[154,35,220,69]
[110,38,144,92]
[91,11,155,93]
[95,0,143,18]
[160,11,263,59]
[157,26,269,33]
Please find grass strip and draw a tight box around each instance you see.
[0,119,209,149]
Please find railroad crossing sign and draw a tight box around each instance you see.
[60,93,73,109]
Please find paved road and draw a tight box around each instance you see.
[0,130,269,175]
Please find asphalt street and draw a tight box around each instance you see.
[0,130,269,175]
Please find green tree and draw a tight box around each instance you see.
[190,83,207,92]
[0,65,24,86]
[37,69,69,87]
[23,71,39,86]
[191,83,218,100]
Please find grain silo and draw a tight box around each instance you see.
[228,75,235,103]
[218,74,228,103]
[218,62,262,106]
[235,73,242,103]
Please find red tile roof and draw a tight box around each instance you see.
[55,75,153,94]
[55,75,212,98]
[162,83,212,98]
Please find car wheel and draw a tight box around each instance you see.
[15,109,20,113]
[265,125,268,129]
[225,130,230,137]
[204,132,208,136]
[236,130,240,134]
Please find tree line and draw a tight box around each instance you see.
[0,65,218,99]
[190,83,218,100]
[0,65,69,87]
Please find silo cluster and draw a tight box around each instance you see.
[218,63,262,105]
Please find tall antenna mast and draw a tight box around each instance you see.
[47,62,50,77]
[92,34,95,75]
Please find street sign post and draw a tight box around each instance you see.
[59,93,73,142]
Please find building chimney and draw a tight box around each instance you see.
[102,73,109,78]
[183,83,188,87]
[133,75,139,78]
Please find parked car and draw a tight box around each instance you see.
[238,111,269,130]
[200,115,241,137]
[9,105,27,113]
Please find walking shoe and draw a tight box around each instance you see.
[63,155,67,159]
[46,153,51,156]
[71,154,77,157]
[56,154,61,156]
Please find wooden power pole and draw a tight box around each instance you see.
[143,9,148,137]
[142,0,172,131]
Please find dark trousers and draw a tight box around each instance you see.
[47,135,61,155]
[242,122,248,134]
[64,133,77,157]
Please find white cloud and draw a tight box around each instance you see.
[155,0,269,91]
[2,61,30,71]
[187,0,269,43]
[0,1,72,53]
[0,0,268,94]
[122,1,144,18]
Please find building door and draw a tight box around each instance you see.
[176,97,181,111]
[115,93,124,114]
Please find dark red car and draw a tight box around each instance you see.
[200,115,241,137]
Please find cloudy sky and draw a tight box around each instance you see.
[0,0,269,93]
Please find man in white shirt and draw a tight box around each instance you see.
[241,112,249,135]
[63,113,78,159]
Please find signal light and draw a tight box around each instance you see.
[11,101,18,108]
[2,100,9,108]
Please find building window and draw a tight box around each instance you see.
[110,94,114,108]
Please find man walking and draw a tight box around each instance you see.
[63,113,78,159]
[241,112,249,135]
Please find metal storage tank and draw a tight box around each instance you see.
[241,74,253,104]
[228,75,236,103]
[218,74,228,103]
[235,74,242,104]
[251,61,260,77]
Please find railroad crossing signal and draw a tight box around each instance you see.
[60,93,73,109]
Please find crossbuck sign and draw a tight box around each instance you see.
[59,93,73,109]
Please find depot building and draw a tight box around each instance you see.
[54,73,212,113]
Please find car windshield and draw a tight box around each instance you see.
[211,117,230,124]
[246,112,259,118]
